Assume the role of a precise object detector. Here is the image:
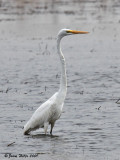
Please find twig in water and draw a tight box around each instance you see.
[96,106,101,110]
[45,86,47,91]
[98,106,101,110]
[56,74,59,79]
[6,88,11,93]
[39,43,41,54]
[116,98,120,104]
[7,142,15,147]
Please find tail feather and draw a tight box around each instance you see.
[23,126,30,135]
[24,130,30,135]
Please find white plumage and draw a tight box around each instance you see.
[24,92,64,135]
[24,29,88,135]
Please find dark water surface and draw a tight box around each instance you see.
[0,0,120,160]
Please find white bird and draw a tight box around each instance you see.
[24,29,88,135]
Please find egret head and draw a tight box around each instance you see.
[58,28,89,39]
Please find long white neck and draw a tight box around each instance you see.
[57,36,67,99]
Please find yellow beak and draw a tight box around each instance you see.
[67,30,89,34]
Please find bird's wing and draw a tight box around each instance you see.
[32,92,60,122]
[24,92,59,132]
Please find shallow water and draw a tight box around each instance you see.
[0,0,120,160]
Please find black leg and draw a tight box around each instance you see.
[50,123,54,135]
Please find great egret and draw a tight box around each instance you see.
[24,29,88,135]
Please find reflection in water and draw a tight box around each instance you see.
[30,133,59,139]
